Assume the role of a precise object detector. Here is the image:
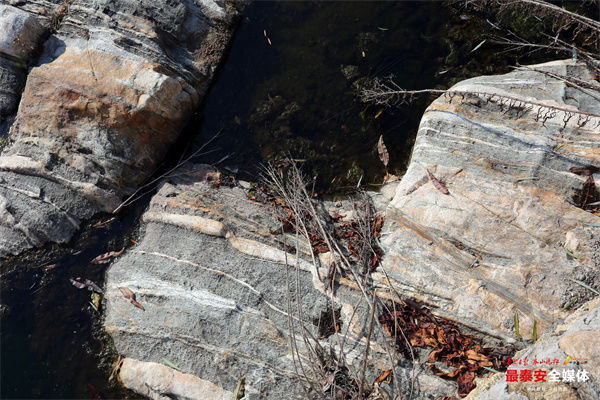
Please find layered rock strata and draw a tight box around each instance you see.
[104,165,455,399]
[105,60,600,399]
[0,0,236,256]
[379,60,600,342]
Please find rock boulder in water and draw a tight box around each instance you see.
[380,60,600,342]
[0,0,237,256]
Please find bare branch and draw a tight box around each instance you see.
[262,161,406,399]
[360,79,600,125]
[482,0,600,46]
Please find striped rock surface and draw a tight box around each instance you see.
[467,298,600,400]
[378,60,600,398]
[104,164,455,399]
[0,0,237,256]
[379,60,599,340]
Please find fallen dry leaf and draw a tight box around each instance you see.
[91,248,124,264]
[70,277,103,293]
[118,286,134,299]
[427,169,450,195]
[466,349,492,366]
[373,369,392,385]
[569,165,599,176]
[457,371,476,397]
[428,348,444,363]
[435,366,466,379]
[130,299,145,311]
[377,135,389,167]
[118,286,145,311]
[42,263,59,271]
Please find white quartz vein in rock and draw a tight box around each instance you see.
[114,277,242,311]
[131,250,291,317]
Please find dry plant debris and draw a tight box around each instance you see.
[249,185,385,274]
[377,135,389,168]
[118,287,145,311]
[108,354,124,382]
[92,216,116,229]
[427,169,450,195]
[378,299,514,397]
[90,248,124,264]
[334,211,384,274]
[69,277,103,293]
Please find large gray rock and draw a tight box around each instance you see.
[378,60,599,340]
[375,60,600,398]
[0,5,45,134]
[104,165,455,399]
[0,0,237,256]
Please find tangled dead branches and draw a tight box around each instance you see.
[478,0,600,48]
[360,78,600,129]
[259,160,518,398]
[260,161,401,399]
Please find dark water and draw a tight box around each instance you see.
[1,207,146,399]
[187,1,562,191]
[1,1,592,399]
